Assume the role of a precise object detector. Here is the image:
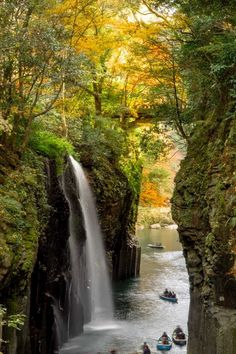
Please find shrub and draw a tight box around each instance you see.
[29,130,74,173]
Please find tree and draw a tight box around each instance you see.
[146,0,236,126]
[0,0,71,151]
[52,0,130,117]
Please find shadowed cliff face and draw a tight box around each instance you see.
[0,151,141,354]
[0,150,51,354]
[29,160,71,354]
[79,151,141,280]
[29,156,141,354]
[29,159,91,354]
[172,117,236,354]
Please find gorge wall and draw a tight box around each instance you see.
[0,149,141,354]
[78,149,141,281]
[0,149,50,354]
[172,116,236,354]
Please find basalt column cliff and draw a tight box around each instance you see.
[172,117,236,354]
[0,149,141,354]
[29,155,141,354]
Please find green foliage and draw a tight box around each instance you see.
[229,217,236,228]
[148,167,170,184]
[0,304,25,348]
[0,305,6,318]
[205,232,215,248]
[68,115,127,163]
[119,156,142,195]
[175,1,236,124]
[0,0,72,149]
[6,314,26,331]
[69,116,171,197]
[139,126,171,161]
[0,150,49,295]
[67,114,143,196]
[30,130,73,158]
[29,127,74,173]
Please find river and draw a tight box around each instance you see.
[60,228,189,354]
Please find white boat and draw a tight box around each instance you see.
[147,243,165,249]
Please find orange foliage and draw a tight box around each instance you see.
[140,181,167,207]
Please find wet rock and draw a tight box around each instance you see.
[164,224,178,230]
[150,223,161,229]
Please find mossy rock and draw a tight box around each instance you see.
[0,149,49,297]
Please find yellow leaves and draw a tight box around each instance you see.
[53,1,127,64]
[140,181,167,207]
[48,0,183,118]
[73,26,123,62]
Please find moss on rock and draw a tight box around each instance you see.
[172,114,236,354]
[0,149,49,301]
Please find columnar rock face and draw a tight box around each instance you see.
[29,160,71,354]
[0,150,141,354]
[0,150,50,354]
[113,242,141,280]
[172,117,236,354]
[29,155,140,354]
[79,151,141,281]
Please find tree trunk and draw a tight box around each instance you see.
[93,83,102,116]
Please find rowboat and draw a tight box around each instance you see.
[147,243,165,249]
[156,335,172,351]
[172,329,187,346]
[160,294,178,303]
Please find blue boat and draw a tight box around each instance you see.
[160,294,178,303]
[156,335,172,351]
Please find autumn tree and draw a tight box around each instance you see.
[52,0,130,117]
[140,0,236,131]
[0,0,73,151]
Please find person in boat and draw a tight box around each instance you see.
[168,291,176,298]
[164,288,169,296]
[178,331,186,339]
[174,326,186,340]
[162,331,168,338]
[161,331,168,344]
[175,325,183,335]
[141,342,147,350]
[143,344,151,354]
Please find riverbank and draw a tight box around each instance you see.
[136,206,174,229]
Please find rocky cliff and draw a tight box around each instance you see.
[0,149,141,354]
[172,116,236,354]
[77,150,141,280]
[28,159,71,354]
[0,149,51,354]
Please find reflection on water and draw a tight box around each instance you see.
[60,228,189,354]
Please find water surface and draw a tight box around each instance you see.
[60,228,189,354]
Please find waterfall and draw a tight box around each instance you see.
[66,156,114,332]
[52,301,66,348]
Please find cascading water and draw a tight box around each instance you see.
[65,156,114,335]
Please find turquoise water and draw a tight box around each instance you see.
[60,228,189,354]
